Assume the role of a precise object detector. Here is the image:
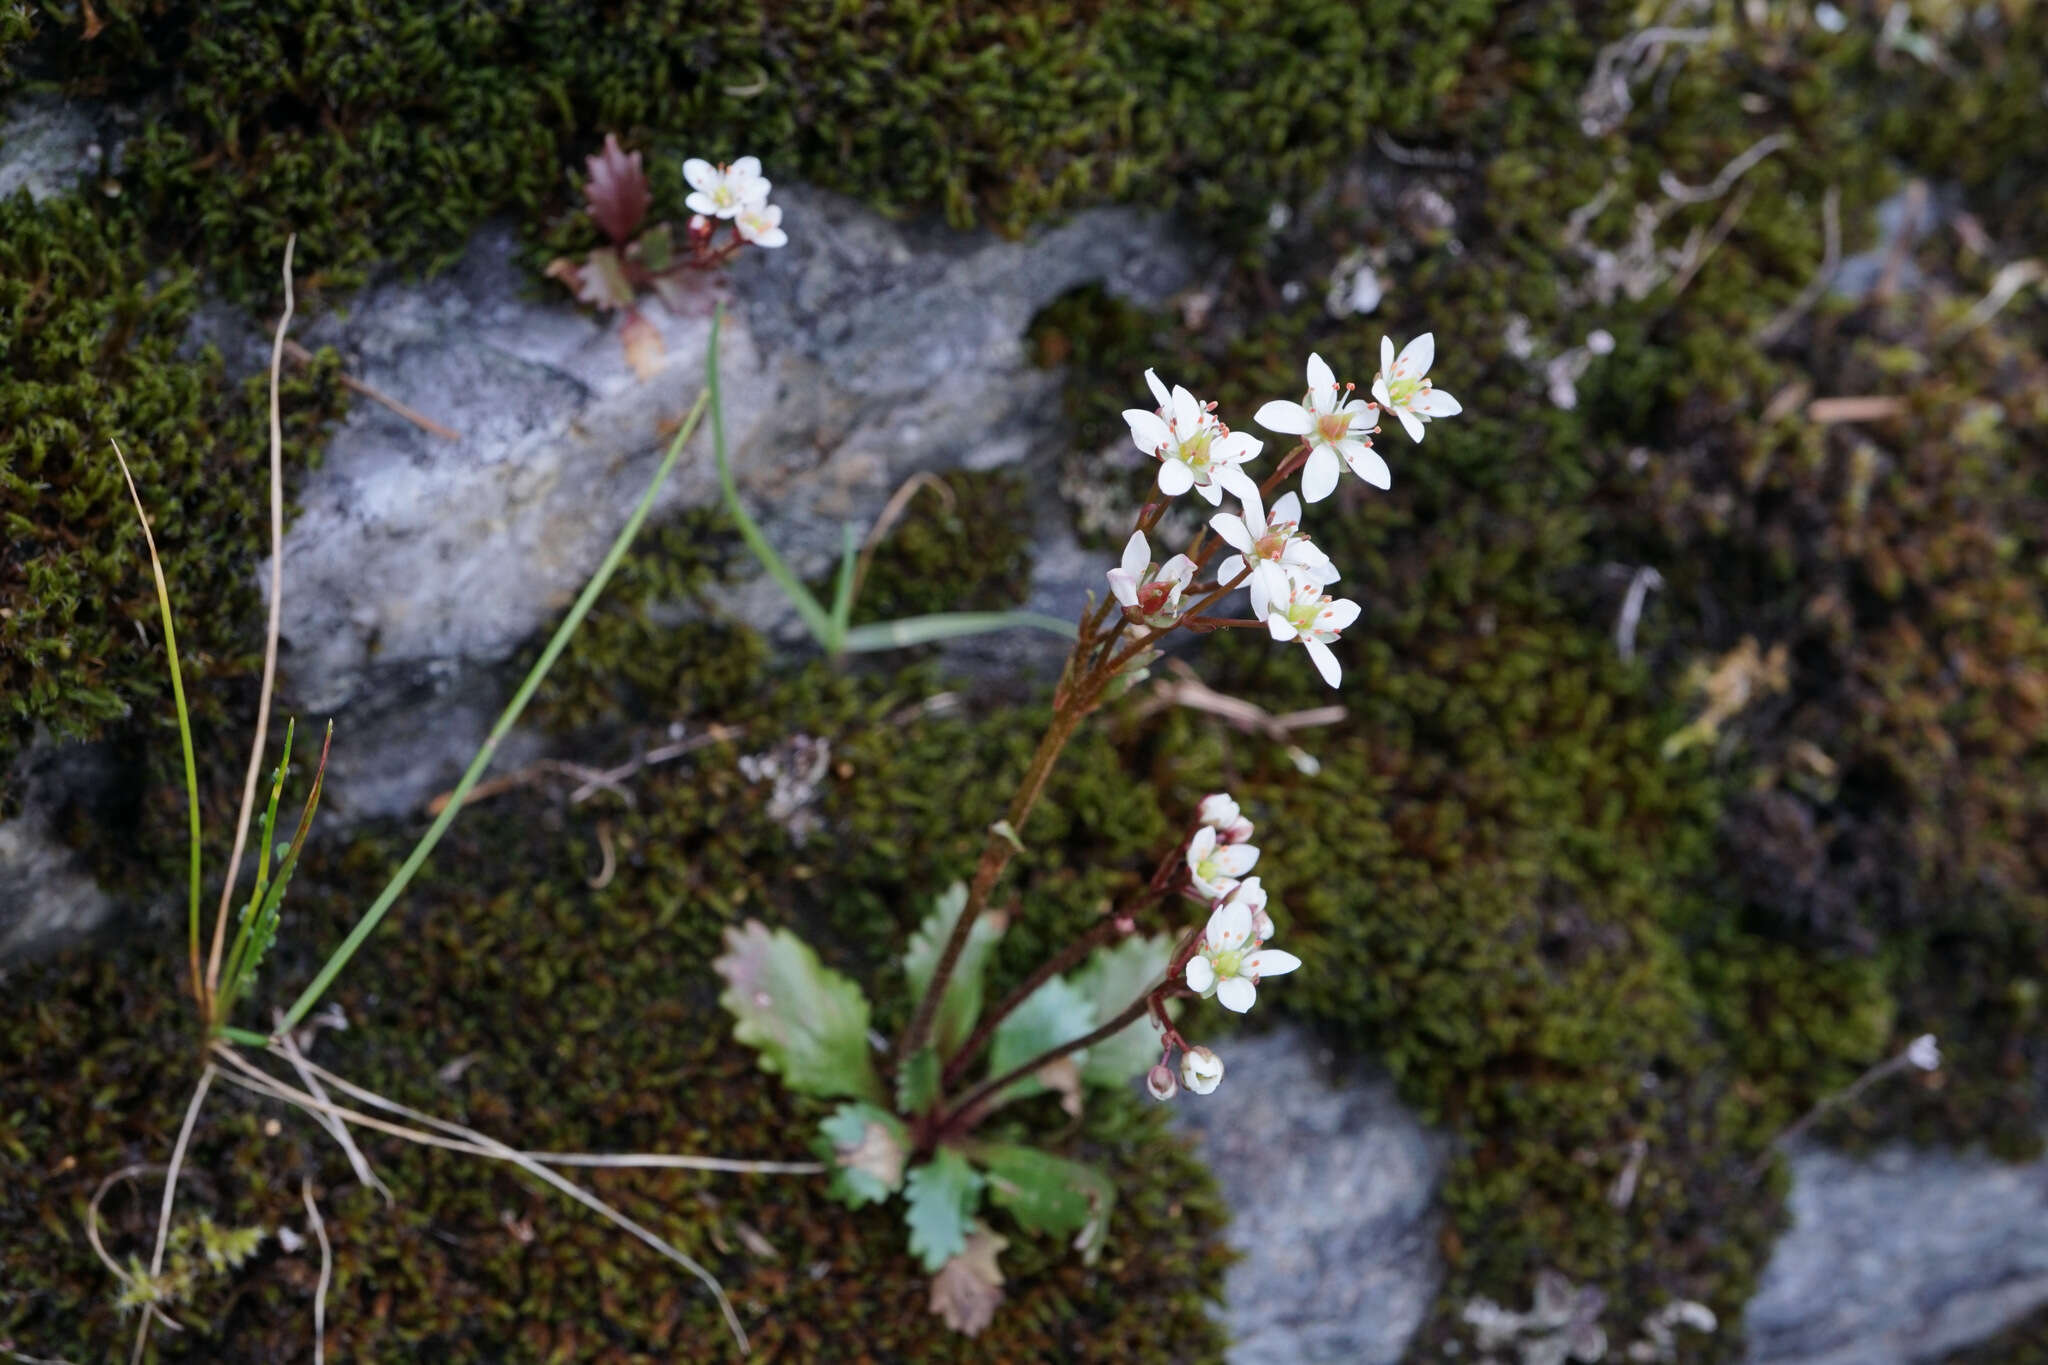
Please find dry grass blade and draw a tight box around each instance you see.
[275,1017,392,1205]
[131,1065,215,1364]
[205,236,298,1004]
[210,1044,778,1354]
[300,1177,331,1365]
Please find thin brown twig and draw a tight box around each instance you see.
[85,1163,183,1336]
[851,471,957,603]
[586,819,617,891]
[299,1178,331,1365]
[283,339,462,442]
[424,727,740,815]
[1127,660,1346,742]
[206,237,297,1006]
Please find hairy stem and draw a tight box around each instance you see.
[941,990,1158,1134]
[940,915,1125,1087]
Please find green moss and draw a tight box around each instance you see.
[847,469,1034,625]
[0,190,345,802]
[0,666,1226,1360]
[21,0,1504,300]
[1943,1303,2048,1364]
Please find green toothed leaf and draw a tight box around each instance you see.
[714,920,883,1103]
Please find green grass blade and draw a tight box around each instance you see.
[110,440,206,1008]
[248,718,296,911]
[826,521,860,649]
[708,334,837,646]
[839,610,1079,653]
[275,342,719,1035]
[219,723,330,1025]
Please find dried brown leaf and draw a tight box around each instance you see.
[928,1223,1007,1336]
[621,311,665,381]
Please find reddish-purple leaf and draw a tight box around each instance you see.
[584,134,651,244]
[573,247,636,311]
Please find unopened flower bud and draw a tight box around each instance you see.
[1181,1046,1224,1095]
[1146,1063,1179,1102]
[687,212,714,241]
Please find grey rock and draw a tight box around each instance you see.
[269,186,1195,815]
[1174,1026,1450,1365]
[0,96,100,204]
[0,746,121,957]
[1745,1139,2048,1365]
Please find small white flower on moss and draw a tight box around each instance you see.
[1254,353,1386,501]
[1906,1034,1941,1071]
[1186,824,1259,900]
[1264,568,1362,688]
[1184,897,1300,1014]
[1146,1062,1180,1101]
[735,201,788,248]
[683,155,771,219]
[1212,489,1339,617]
[1373,333,1462,442]
[1106,530,1197,628]
[1196,792,1254,845]
[1122,369,1263,505]
[1180,1045,1225,1095]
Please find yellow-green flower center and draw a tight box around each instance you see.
[1385,376,1420,407]
[1212,948,1243,978]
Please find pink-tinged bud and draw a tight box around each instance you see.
[1113,913,1137,936]
[688,213,713,241]
[1146,1063,1179,1102]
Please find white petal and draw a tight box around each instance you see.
[1242,949,1301,978]
[1228,876,1267,914]
[1267,611,1297,641]
[730,154,762,179]
[1319,598,1362,633]
[1413,388,1462,417]
[1213,430,1262,466]
[1395,407,1426,442]
[1159,554,1197,591]
[1380,335,1395,374]
[1216,976,1258,1013]
[1247,572,1271,620]
[1215,465,1259,508]
[752,226,788,248]
[1342,442,1393,490]
[1216,553,1247,585]
[1305,638,1342,687]
[1254,399,1315,435]
[1371,375,1394,409]
[1187,825,1217,865]
[1301,446,1340,503]
[1144,368,1171,411]
[1121,529,1150,578]
[1185,956,1216,994]
[1106,568,1139,607]
[1124,409,1173,454]
[1251,562,1291,617]
[1306,352,1335,394]
[1157,458,1195,496]
[1205,897,1253,952]
[1272,491,1303,527]
[1199,793,1241,827]
[1170,385,1202,433]
[1397,332,1435,378]
[1211,844,1260,878]
[685,190,720,217]
[1193,479,1225,505]
[1211,513,1255,554]
[683,157,718,191]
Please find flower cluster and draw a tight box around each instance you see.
[1109,340,1459,688]
[1146,794,1303,1101]
[548,140,791,376]
[682,155,788,249]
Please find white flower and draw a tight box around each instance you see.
[1211,489,1339,617]
[1146,1062,1180,1101]
[1264,568,1362,688]
[1180,1046,1224,1095]
[1196,792,1254,845]
[734,201,787,248]
[683,155,771,219]
[1217,875,1274,943]
[1906,1034,1941,1071]
[1185,824,1259,900]
[1122,369,1263,506]
[1183,898,1300,1014]
[1106,530,1197,628]
[1254,353,1387,502]
[1372,333,1462,442]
